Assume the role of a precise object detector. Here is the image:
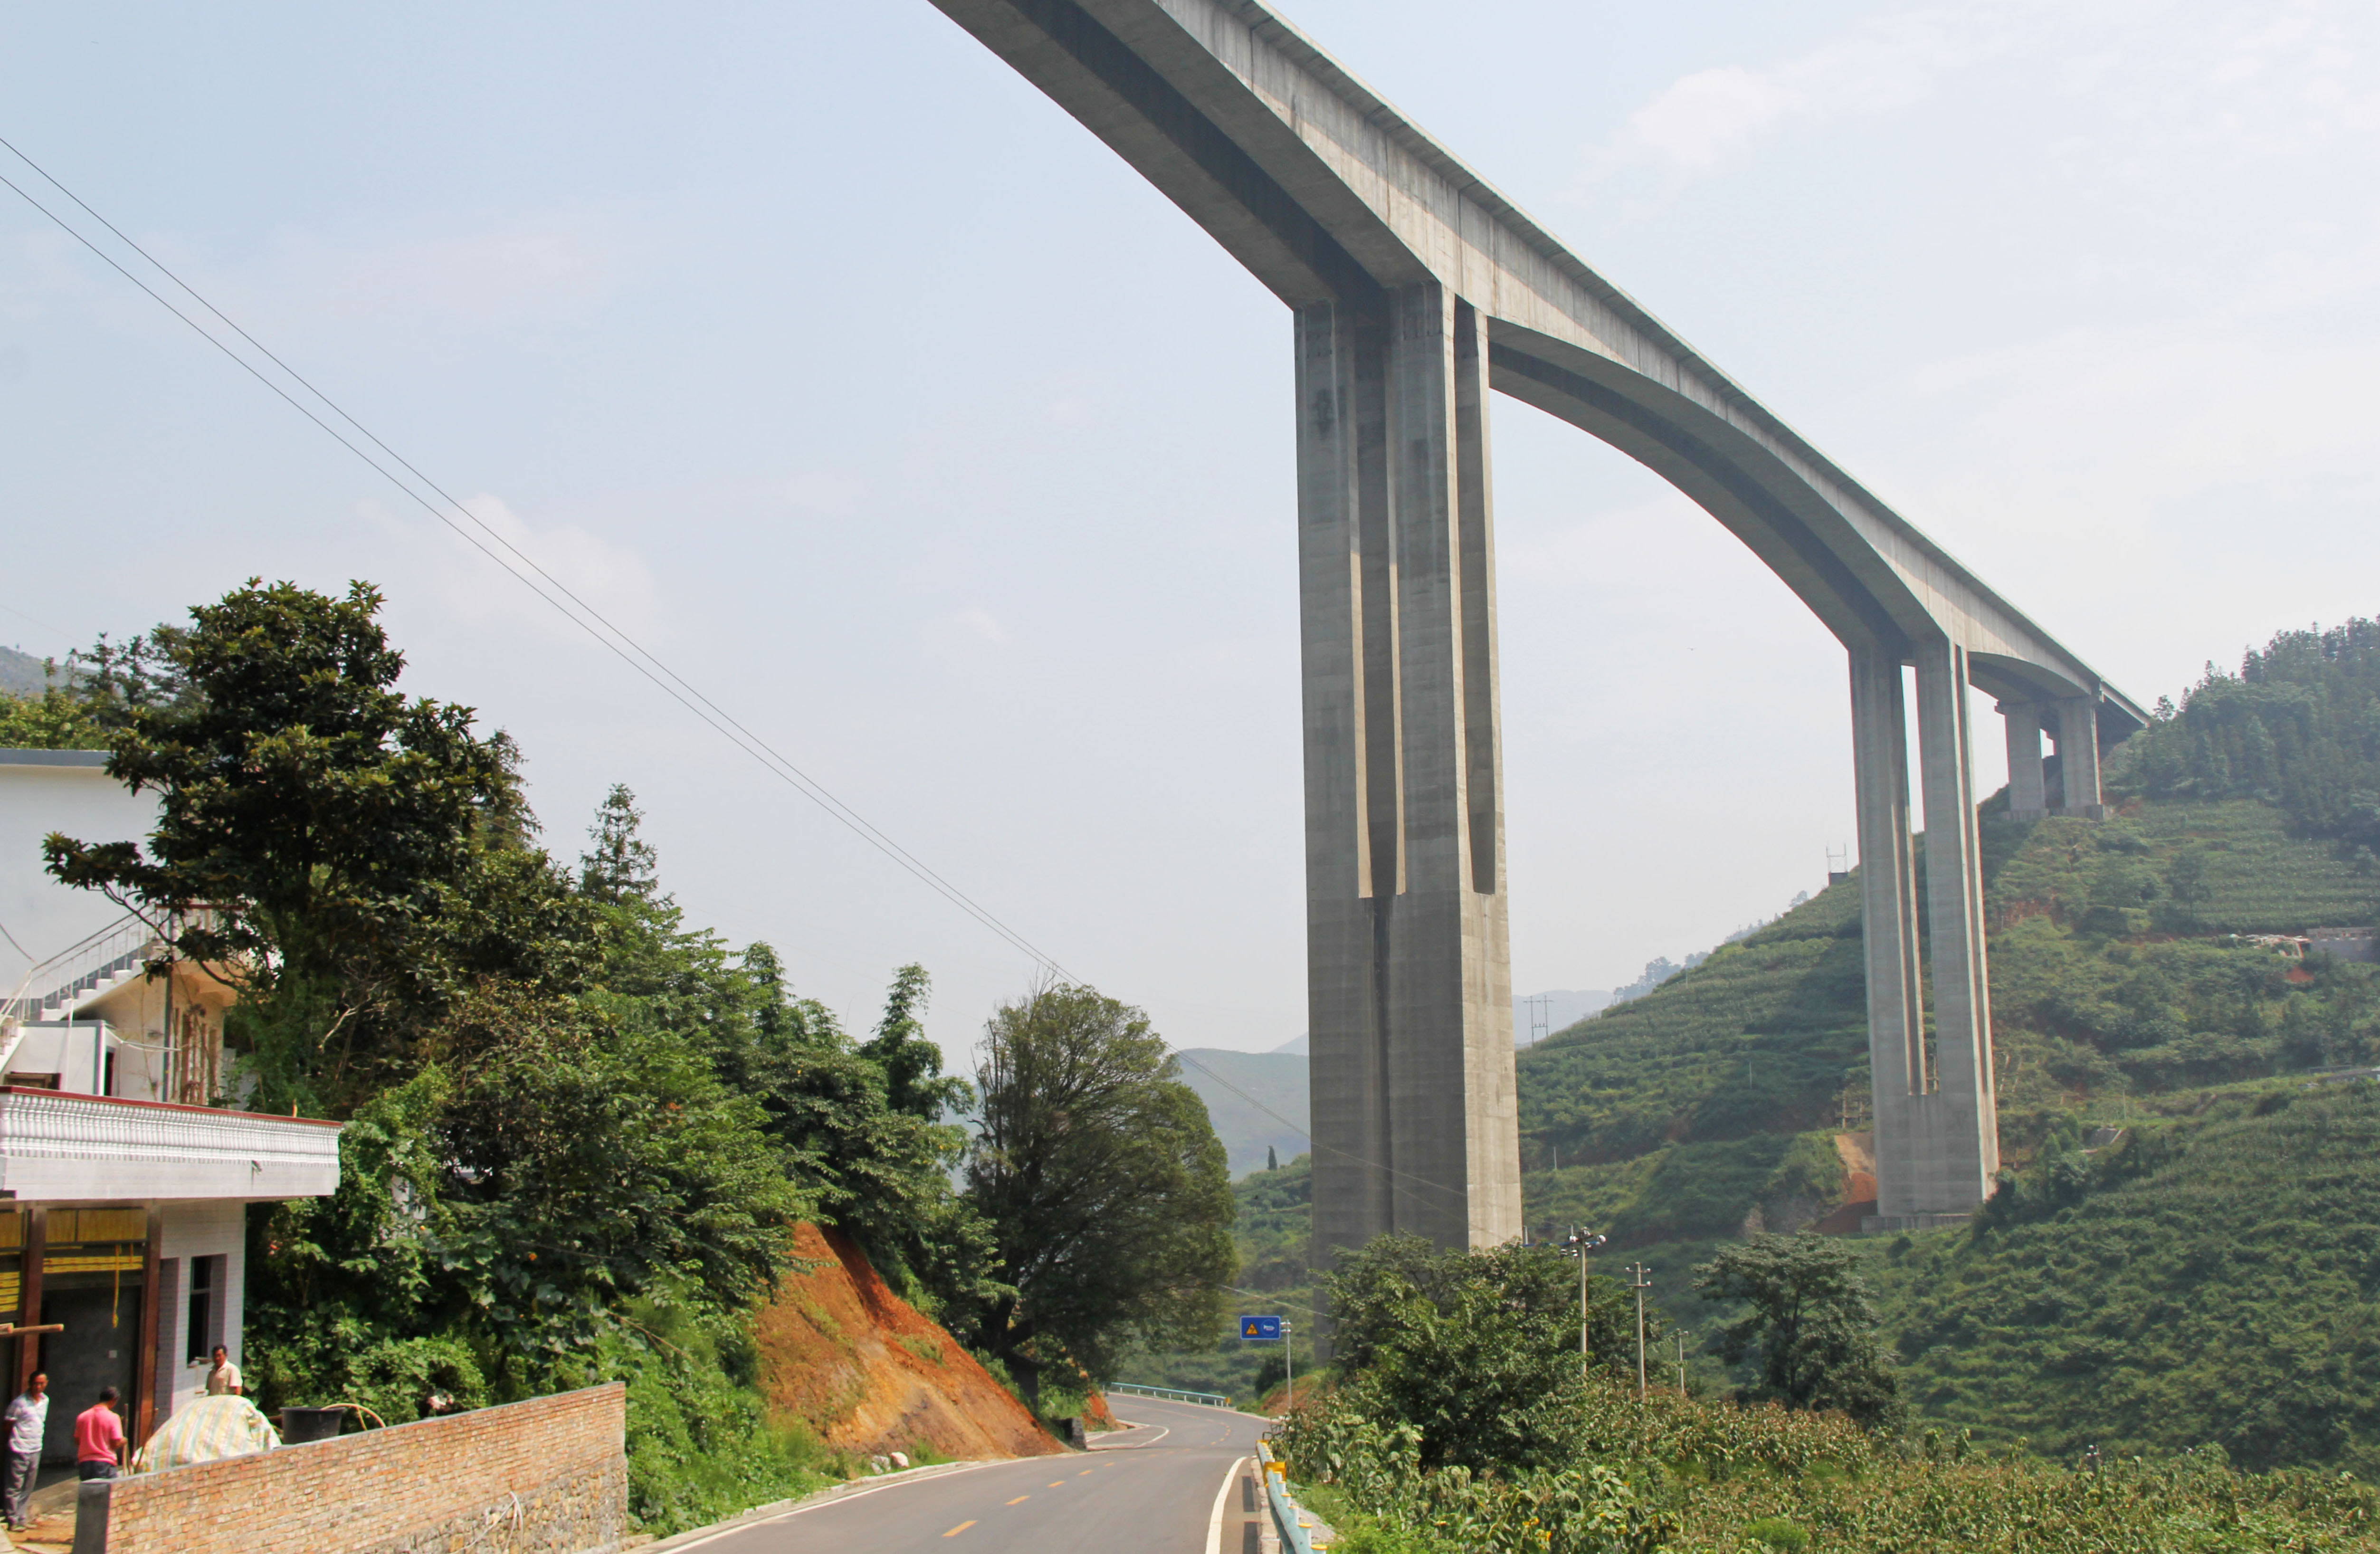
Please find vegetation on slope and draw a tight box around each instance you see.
[1875,1079,2380,1475]
[1278,1242,2379,1553]
[1514,616,2380,1468]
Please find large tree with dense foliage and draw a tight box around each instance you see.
[1321,1234,1654,1471]
[1694,1231,1902,1429]
[42,580,564,1110]
[960,982,1235,1407]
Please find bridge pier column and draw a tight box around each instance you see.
[1999,702,2048,820]
[2052,697,2106,818]
[1297,283,1519,1275]
[1849,652,1925,1219]
[1853,644,2002,1225]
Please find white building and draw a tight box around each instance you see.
[0,748,341,1466]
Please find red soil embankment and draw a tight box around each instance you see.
[755,1223,1062,1461]
[1812,1131,1879,1234]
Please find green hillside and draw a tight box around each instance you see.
[1874,1080,2380,1473]
[1518,617,2380,1463]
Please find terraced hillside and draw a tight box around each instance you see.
[1871,1081,2380,1472]
[1517,617,2380,1455]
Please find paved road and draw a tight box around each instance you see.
[671,1396,1275,1554]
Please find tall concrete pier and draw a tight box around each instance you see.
[933,0,2146,1249]
[1296,288,1521,1252]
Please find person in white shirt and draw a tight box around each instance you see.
[3,1372,48,1528]
[205,1346,241,1397]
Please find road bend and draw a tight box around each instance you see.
[674,1395,1275,1554]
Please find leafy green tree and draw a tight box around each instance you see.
[1323,1234,1651,1470]
[960,983,1235,1408]
[43,580,547,1110]
[1694,1232,1902,1428]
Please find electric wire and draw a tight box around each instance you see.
[0,132,1048,984]
[1168,1049,1468,1208]
[0,138,1484,1216]
[0,146,1069,979]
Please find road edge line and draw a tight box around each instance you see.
[1204,1454,1249,1554]
[646,1459,1002,1552]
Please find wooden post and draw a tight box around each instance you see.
[16,1208,44,1395]
[135,1206,164,1444]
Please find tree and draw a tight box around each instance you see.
[1693,1232,1901,1428]
[42,581,541,1110]
[960,983,1235,1408]
[1322,1234,1649,1470]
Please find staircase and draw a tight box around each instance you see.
[0,912,171,1074]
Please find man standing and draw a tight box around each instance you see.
[1,1371,46,1528]
[205,1345,241,1397]
[74,1386,125,1482]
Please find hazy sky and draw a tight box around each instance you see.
[4,1,2374,1062]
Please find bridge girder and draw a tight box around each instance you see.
[933,0,2138,1249]
[932,0,2143,727]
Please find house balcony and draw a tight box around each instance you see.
[0,1087,341,1202]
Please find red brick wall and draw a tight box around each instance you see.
[91,1382,628,1554]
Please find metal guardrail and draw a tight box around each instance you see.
[1257,1437,1329,1553]
[1105,1382,1232,1409]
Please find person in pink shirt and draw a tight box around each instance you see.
[74,1387,126,1481]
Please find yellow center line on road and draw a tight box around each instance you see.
[1048,1480,1066,1487]
[942,1521,976,1538]
[1078,1468,1093,1475]
[1006,1496,1029,1505]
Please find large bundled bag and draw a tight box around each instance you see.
[133,1394,282,1472]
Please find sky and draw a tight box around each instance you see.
[3,0,2375,1063]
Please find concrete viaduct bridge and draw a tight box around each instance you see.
[932,0,2147,1249]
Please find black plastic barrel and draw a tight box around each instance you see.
[279,1406,345,1444]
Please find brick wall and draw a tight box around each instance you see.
[81,1382,628,1554]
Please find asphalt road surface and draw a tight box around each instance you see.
[671,1395,1275,1554]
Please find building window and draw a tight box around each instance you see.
[185,1254,227,1363]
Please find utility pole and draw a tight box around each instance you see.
[1624,1264,1652,1400]
[1562,1230,1606,1380]
[1673,1329,1689,1398]
[1282,1321,1294,1411]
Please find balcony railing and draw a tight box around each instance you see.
[0,1087,341,1202]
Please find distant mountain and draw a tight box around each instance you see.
[0,645,62,699]
[1173,1048,1309,1180]
[1271,1033,1306,1055]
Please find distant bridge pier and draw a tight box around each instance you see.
[2000,696,2108,825]
[2000,701,2050,820]
[2054,697,2107,818]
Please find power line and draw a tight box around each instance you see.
[1169,1048,1468,1210]
[0,136,1071,980]
[4,137,1492,1223]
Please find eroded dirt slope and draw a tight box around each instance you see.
[755,1223,1063,1461]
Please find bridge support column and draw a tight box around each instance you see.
[1854,644,2001,1225]
[1298,283,1520,1273]
[1850,652,1925,1215]
[2000,702,2048,820]
[2053,697,2105,818]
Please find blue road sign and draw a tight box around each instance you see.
[1239,1315,1283,1341]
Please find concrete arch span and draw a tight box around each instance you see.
[932,0,2143,1243]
